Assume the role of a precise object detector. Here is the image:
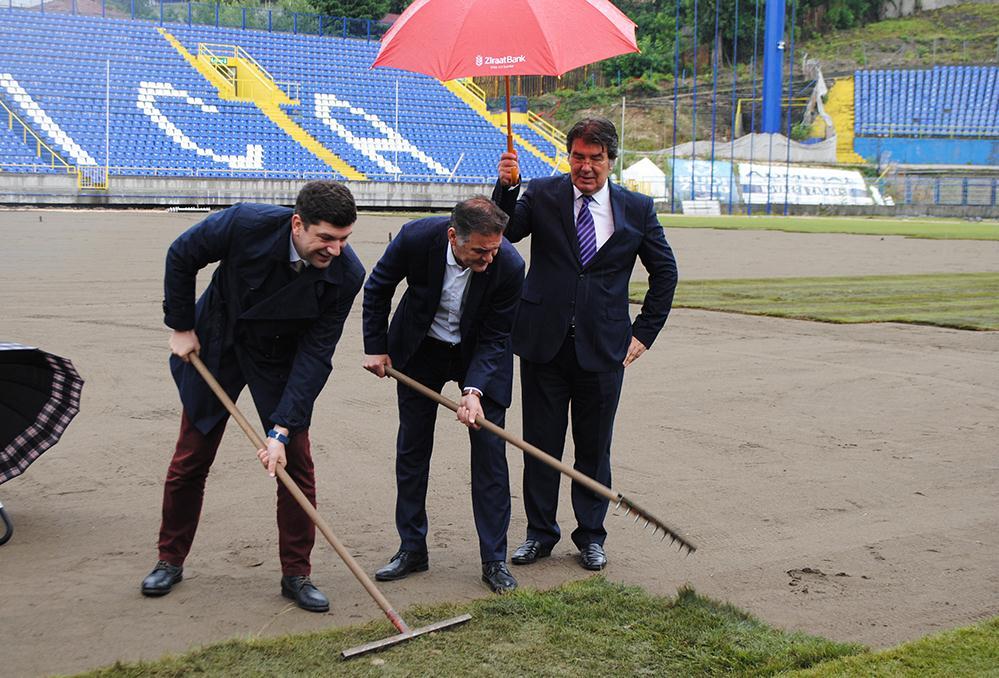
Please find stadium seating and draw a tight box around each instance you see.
[854,66,999,139]
[0,10,555,181]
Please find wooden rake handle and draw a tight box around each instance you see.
[385,367,696,554]
[187,353,411,633]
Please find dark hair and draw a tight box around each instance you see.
[450,195,509,243]
[566,117,618,160]
[295,180,357,228]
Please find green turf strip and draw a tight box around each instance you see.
[77,578,861,677]
[632,273,999,330]
[786,616,999,677]
[660,215,999,241]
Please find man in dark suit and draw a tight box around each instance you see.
[493,118,678,571]
[141,181,365,612]
[362,196,525,593]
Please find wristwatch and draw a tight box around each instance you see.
[266,428,289,445]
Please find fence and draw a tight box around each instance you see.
[3,0,388,40]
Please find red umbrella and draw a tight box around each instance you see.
[372,0,639,180]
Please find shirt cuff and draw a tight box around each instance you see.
[462,386,483,398]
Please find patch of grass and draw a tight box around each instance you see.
[660,215,999,241]
[76,578,862,677]
[633,273,999,330]
[785,616,999,677]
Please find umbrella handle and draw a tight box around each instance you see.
[0,501,12,546]
[186,353,411,634]
[505,76,520,185]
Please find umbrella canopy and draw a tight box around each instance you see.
[373,0,639,81]
[0,343,83,485]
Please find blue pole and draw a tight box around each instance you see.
[761,0,786,133]
[691,0,699,200]
[670,0,680,214]
[783,0,796,216]
[747,0,761,215]
[728,0,739,214]
[215,2,219,28]
[709,0,720,199]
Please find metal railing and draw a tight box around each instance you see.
[0,96,75,173]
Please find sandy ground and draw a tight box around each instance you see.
[0,209,997,677]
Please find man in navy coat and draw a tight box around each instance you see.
[140,181,365,612]
[362,196,525,593]
[493,118,678,571]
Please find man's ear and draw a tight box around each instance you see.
[291,213,304,235]
[447,226,458,246]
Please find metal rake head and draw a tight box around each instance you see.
[614,494,696,555]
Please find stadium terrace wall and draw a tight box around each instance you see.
[855,137,999,166]
[0,173,492,208]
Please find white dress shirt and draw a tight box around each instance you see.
[427,243,471,345]
[572,181,614,250]
[289,233,307,268]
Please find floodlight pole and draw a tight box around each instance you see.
[761,0,786,133]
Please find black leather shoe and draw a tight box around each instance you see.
[511,539,553,565]
[375,550,429,581]
[579,543,607,571]
[140,560,183,597]
[482,561,518,594]
[281,575,329,613]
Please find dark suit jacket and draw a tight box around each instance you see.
[163,203,365,435]
[493,175,677,372]
[362,216,525,408]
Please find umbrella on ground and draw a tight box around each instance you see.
[0,342,84,545]
[372,0,639,181]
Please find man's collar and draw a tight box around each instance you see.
[572,180,610,205]
[289,232,307,266]
[446,241,462,269]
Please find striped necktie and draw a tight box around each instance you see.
[576,195,597,266]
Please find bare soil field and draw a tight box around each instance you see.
[0,209,996,677]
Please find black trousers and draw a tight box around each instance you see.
[520,333,624,550]
[394,337,511,563]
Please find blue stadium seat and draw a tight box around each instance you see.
[0,10,556,182]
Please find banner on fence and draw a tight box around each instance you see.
[669,159,734,202]
[738,164,873,205]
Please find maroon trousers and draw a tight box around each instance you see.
[156,410,316,576]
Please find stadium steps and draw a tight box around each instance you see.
[256,101,367,180]
[443,78,568,172]
[157,27,364,179]
[826,77,866,164]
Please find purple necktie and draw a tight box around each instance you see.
[576,195,597,266]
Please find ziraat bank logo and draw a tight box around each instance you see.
[475,54,527,69]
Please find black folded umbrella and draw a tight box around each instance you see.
[0,342,84,545]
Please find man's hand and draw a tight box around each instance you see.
[169,329,200,362]
[257,426,289,478]
[457,392,484,430]
[363,353,392,378]
[623,336,647,368]
[498,151,520,187]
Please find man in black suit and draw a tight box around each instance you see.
[362,196,525,593]
[143,181,365,612]
[493,118,677,571]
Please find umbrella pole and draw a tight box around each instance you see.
[186,353,471,658]
[505,75,519,184]
[386,366,696,554]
